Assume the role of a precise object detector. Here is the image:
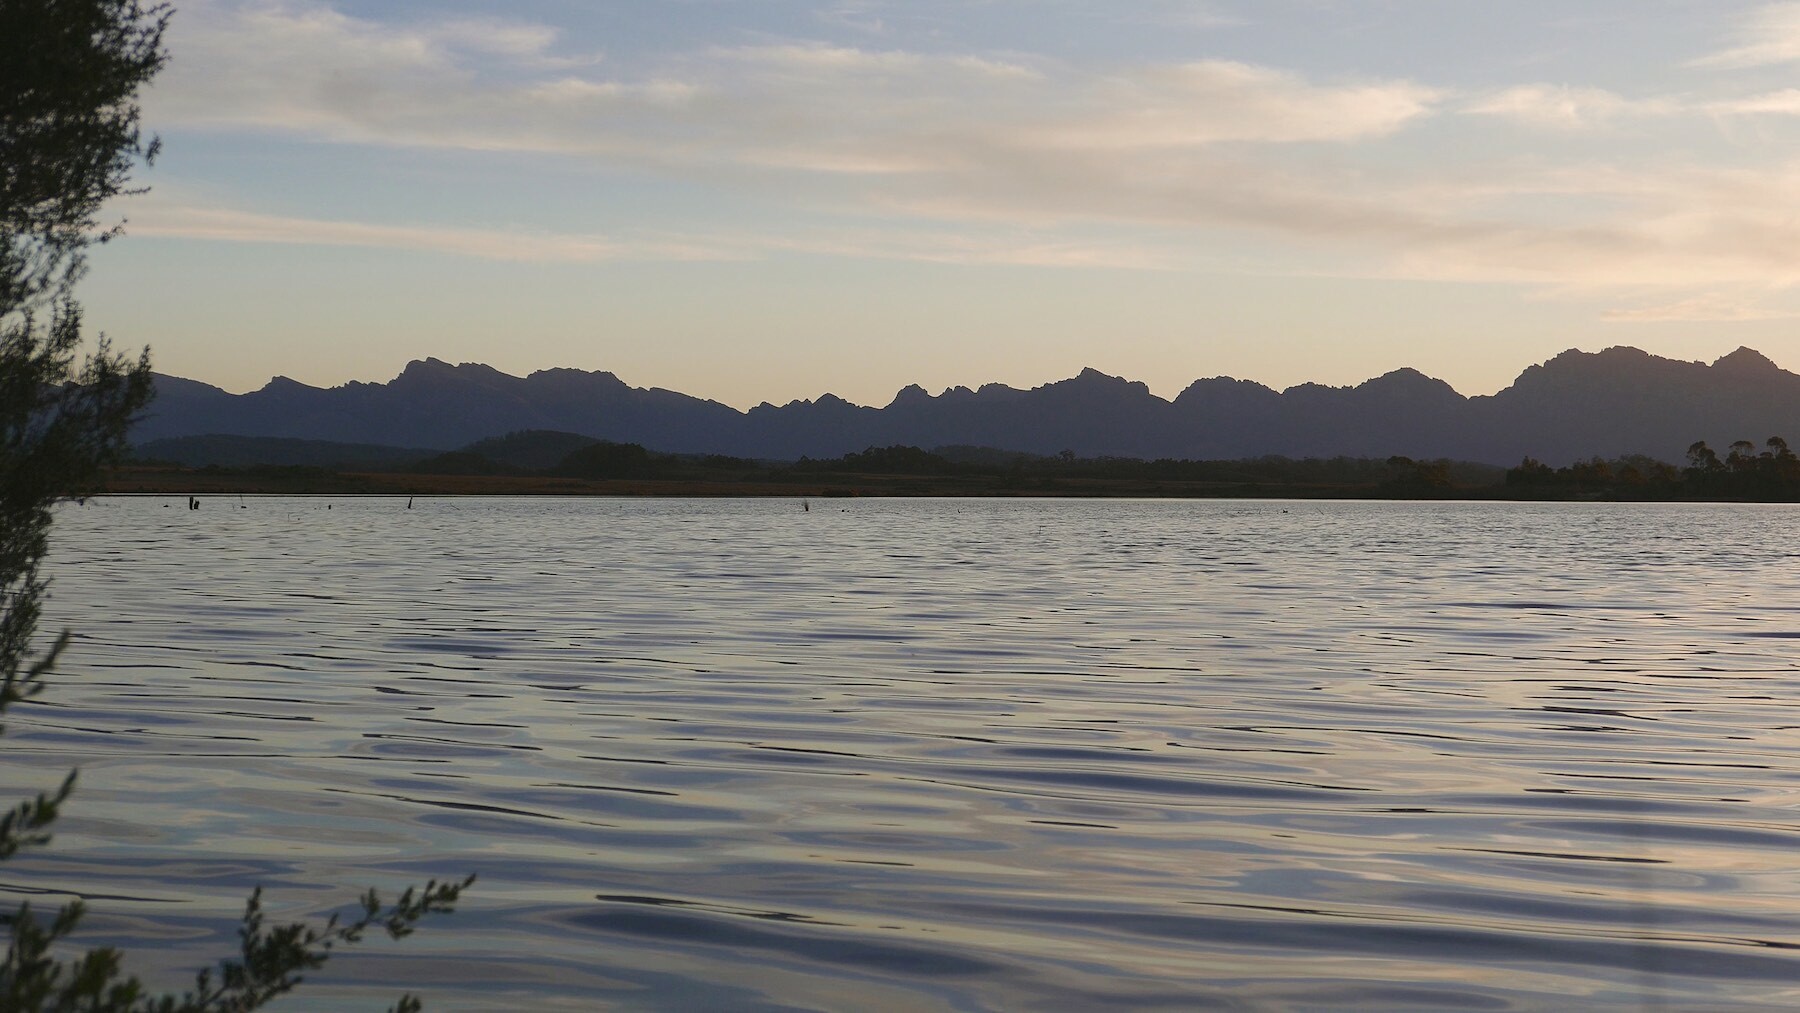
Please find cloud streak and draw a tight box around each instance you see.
[125,199,1171,269]
[142,1,1800,309]
[1462,85,1667,130]
[1692,2,1800,67]
[128,203,685,261]
[1600,293,1800,323]
[153,3,1437,160]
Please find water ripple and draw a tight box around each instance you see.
[5,497,1799,1009]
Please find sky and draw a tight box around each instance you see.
[75,0,1800,409]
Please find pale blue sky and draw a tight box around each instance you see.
[79,0,1800,408]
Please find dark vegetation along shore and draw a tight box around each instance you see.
[111,430,1800,501]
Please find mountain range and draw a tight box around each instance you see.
[133,346,1800,466]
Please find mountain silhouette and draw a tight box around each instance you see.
[132,346,1800,466]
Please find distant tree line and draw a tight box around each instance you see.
[1506,437,1800,500]
[396,436,1504,494]
[790,445,1503,489]
[1682,437,1800,498]
[135,429,1800,501]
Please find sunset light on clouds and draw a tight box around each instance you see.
[80,1,1800,407]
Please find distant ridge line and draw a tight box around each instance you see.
[135,346,1800,466]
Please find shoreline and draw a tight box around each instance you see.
[96,467,1792,502]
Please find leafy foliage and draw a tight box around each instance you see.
[1506,438,1800,500]
[550,438,657,479]
[1681,437,1800,498]
[0,0,169,312]
[4,878,475,1013]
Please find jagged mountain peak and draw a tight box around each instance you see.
[1714,346,1779,372]
[394,357,515,385]
[1047,367,1156,401]
[149,372,231,397]
[1363,366,1430,385]
[1502,345,1800,402]
[753,392,862,413]
[1173,376,1280,405]
[527,365,624,382]
[1068,366,1133,386]
[1513,345,1677,386]
[259,375,320,394]
[1593,345,1655,359]
[887,383,932,409]
[136,345,1800,466]
[522,366,631,397]
[1357,367,1464,400]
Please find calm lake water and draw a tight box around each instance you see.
[8,497,1800,1010]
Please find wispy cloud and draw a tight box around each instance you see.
[1463,85,1673,130]
[126,203,713,261]
[1025,61,1436,149]
[142,1,1800,308]
[1707,88,1800,114]
[1385,160,1800,291]
[760,228,1180,269]
[814,1,891,36]
[147,3,1442,255]
[153,3,1435,160]
[1461,83,1800,130]
[1692,1,1800,67]
[811,0,1245,37]
[125,199,1171,269]
[1601,293,1800,322]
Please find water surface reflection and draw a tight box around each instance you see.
[7,498,1799,1009]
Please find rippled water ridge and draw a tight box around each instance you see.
[8,497,1800,1010]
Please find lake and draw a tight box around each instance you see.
[8,497,1800,1010]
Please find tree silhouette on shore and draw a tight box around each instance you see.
[2,4,469,1009]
